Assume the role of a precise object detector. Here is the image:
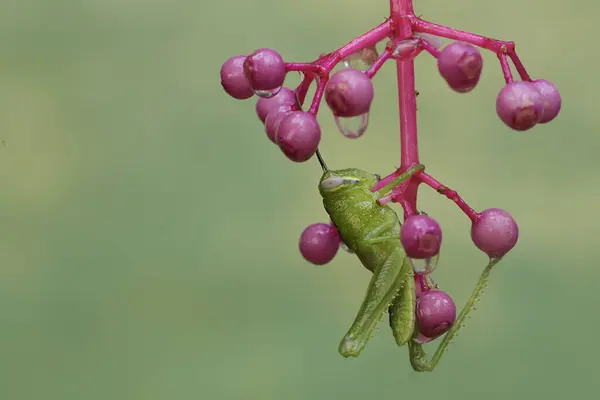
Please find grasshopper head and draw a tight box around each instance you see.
[318,168,378,198]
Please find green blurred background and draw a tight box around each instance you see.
[0,0,597,399]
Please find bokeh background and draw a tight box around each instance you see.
[0,0,597,399]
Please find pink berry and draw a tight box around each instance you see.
[255,88,296,123]
[299,223,341,265]
[264,105,293,144]
[416,289,456,339]
[532,79,561,123]
[220,55,254,100]
[400,215,443,259]
[471,208,519,258]
[496,81,545,131]
[325,68,374,117]
[244,48,286,91]
[437,42,483,93]
[277,112,321,162]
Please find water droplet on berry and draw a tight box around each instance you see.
[413,332,433,344]
[334,112,369,139]
[254,87,282,98]
[409,253,439,275]
[387,38,420,61]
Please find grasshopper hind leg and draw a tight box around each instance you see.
[388,262,416,347]
[338,248,411,358]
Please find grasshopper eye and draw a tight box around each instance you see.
[320,176,344,190]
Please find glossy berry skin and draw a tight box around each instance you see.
[243,48,286,91]
[437,42,483,93]
[325,68,374,117]
[220,55,254,100]
[255,88,296,123]
[400,215,443,259]
[471,208,519,258]
[264,105,293,144]
[299,223,341,265]
[277,112,321,162]
[416,289,456,339]
[532,79,561,123]
[496,81,545,131]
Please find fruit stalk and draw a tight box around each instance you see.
[390,0,419,217]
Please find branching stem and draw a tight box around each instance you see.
[290,0,531,219]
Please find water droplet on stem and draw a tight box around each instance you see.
[386,38,420,61]
[343,46,379,71]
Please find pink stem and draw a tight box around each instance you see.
[391,0,415,26]
[294,75,314,108]
[308,76,328,114]
[285,63,323,74]
[409,16,533,83]
[508,51,531,81]
[498,53,514,83]
[371,168,403,192]
[410,17,514,54]
[320,21,393,72]
[377,193,394,205]
[420,39,441,58]
[390,2,419,168]
[397,179,419,219]
[391,184,418,218]
[365,48,392,79]
[395,60,419,168]
[415,274,430,293]
[416,172,480,222]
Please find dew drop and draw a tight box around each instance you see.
[386,38,420,61]
[334,112,369,139]
[343,46,379,71]
[413,332,434,344]
[409,252,440,275]
[414,32,443,49]
[254,87,282,98]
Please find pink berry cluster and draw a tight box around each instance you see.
[221,1,560,341]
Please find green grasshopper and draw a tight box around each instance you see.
[315,151,500,372]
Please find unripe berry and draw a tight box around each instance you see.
[496,81,545,131]
[299,223,341,265]
[256,88,296,123]
[400,215,443,259]
[438,42,483,93]
[277,112,321,162]
[244,48,286,92]
[325,68,374,117]
[532,79,561,123]
[220,55,254,100]
[264,106,293,144]
[416,289,456,339]
[471,208,519,258]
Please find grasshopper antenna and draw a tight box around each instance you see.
[316,149,328,172]
[294,90,328,173]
